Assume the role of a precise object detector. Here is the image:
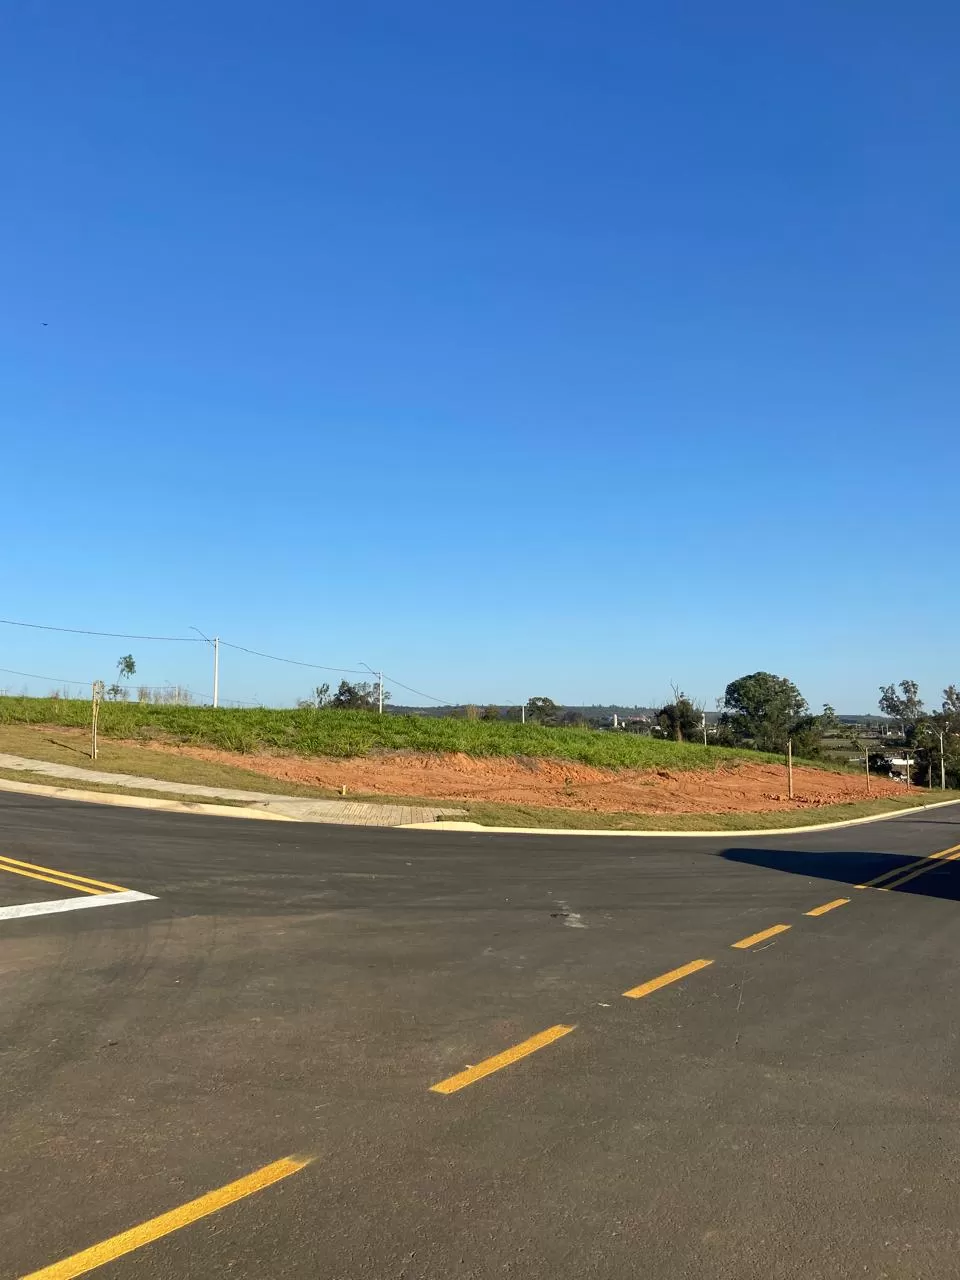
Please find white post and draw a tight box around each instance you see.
[787,738,794,799]
[377,671,383,715]
[941,732,947,790]
[702,713,707,746]
[213,636,220,708]
[521,703,525,724]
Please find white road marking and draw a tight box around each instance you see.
[0,889,156,922]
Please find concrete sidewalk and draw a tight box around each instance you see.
[0,752,464,826]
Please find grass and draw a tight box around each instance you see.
[0,722,344,797]
[0,767,254,809]
[0,696,795,770]
[450,793,960,831]
[0,751,953,831]
[0,723,459,811]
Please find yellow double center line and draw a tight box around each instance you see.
[0,853,129,895]
[857,841,960,892]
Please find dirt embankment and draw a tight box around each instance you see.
[131,742,902,815]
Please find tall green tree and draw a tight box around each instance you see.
[329,680,390,711]
[525,696,559,726]
[878,680,924,738]
[655,689,702,742]
[721,672,808,753]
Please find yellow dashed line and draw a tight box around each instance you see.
[18,1156,311,1279]
[623,958,714,999]
[804,898,850,917]
[430,1024,575,1095]
[731,923,791,949]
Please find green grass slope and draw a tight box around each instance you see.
[0,697,787,770]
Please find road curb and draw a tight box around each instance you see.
[0,777,298,821]
[400,796,960,838]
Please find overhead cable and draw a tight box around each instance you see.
[0,618,203,642]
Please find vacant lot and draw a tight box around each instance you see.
[138,740,904,815]
[1,699,930,831]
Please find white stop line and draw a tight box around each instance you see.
[0,889,156,922]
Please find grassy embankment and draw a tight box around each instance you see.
[0,696,786,769]
[2,697,955,830]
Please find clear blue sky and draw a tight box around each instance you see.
[2,2,958,711]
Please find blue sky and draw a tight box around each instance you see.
[2,1,958,711]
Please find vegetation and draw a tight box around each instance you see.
[455,793,960,831]
[0,695,796,769]
[525,696,560,726]
[655,687,703,742]
[106,653,137,701]
[876,679,960,788]
[0,723,344,796]
[718,671,835,757]
[0,766,256,809]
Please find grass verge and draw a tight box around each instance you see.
[0,723,343,798]
[0,768,254,809]
[445,793,960,831]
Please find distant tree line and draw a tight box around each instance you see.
[876,679,960,787]
[297,680,391,712]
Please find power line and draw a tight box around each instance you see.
[0,619,204,642]
[0,614,452,705]
[219,640,368,675]
[382,673,451,705]
[0,666,91,685]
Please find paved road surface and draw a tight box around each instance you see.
[3,791,960,1278]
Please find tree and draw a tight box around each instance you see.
[906,685,960,789]
[328,680,390,711]
[525,696,559,726]
[560,709,588,728]
[721,672,809,753]
[878,680,924,739]
[297,683,330,709]
[942,685,960,728]
[655,685,703,742]
[116,654,136,683]
[481,704,501,721]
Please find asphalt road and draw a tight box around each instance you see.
[3,792,960,1279]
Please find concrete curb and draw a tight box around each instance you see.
[0,777,298,821]
[400,796,960,838]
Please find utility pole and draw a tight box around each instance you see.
[940,731,947,790]
[190,627,220,708]
[864,744,870,793]
[359,662,384,715]
[702,713,707,746]
[787,738,794,800]
[521,703,525,724]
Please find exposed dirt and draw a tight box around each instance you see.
[126,741,904,814]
